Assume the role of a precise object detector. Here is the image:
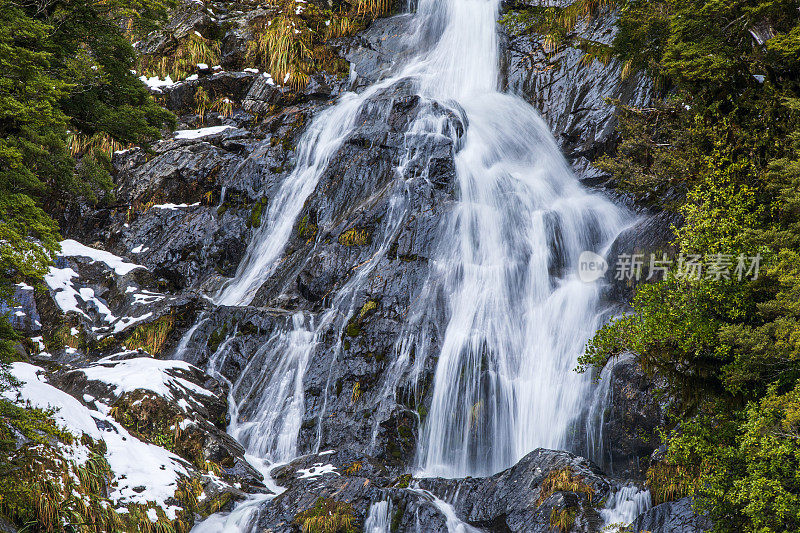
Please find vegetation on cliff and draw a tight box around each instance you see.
[540,0,800,530]
[0,0,175,370]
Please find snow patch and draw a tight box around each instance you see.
[150,202,200,210]
[174,125,233,139]
[3,363,189,517]
[296,463,339,479]
[78,357,214,402]
[139,75,175,93]
[60,239,144,275]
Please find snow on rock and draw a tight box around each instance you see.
[139,75,175,93]
[174,125,233,139]
[110,312,153,333]
[60,239,144,275]
[3,281,41,331]
[3,363,189,518]
[296,463,339,479]
[150,202,201,209]
[77,356,215,403]
[45,267,89,318]
[45,265,121,325]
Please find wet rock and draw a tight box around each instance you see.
[163,71,258,115]
[604,209,681,306]
[250,448,617,533]
[631,497,712,533]
[2,283,40,333]
[335,14,417,87]
[419,449,612,532]
[587,354,666,480]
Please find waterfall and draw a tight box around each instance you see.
[600,484,652,531]
[364,500,393,533]
[193,0,629,528]
[395,0,628,477]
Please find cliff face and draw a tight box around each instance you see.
[500,5,653,184]
[6,2,700,532]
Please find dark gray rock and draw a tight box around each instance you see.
[249,448,615,533]
[3,283,40,333]
[164,71,258,115]
[580,353,666,480]
[334,14,417,87]
[604,209,681,305]
[419,449,612,532]
[631,497,712,533]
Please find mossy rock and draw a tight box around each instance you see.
[294,497,358,533]
[338,227,371,246]
[208,323,229,353]
[298,214,318,239]
[344,299,380,338]
[249,197,268,228]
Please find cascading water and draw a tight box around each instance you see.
[389,0,628,477]
[193,0,629,529]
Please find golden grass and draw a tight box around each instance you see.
[124,313,175,355]
[246,0,392,90]
[67,131,128,159]
[338,228,370,246]
[537,467,595,506]
[295,497,357,533]
[140,32,221,82]
[549,507,576,532]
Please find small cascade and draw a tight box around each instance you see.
[172,313,209,361]
[407,488,483,533]
[216,313,316,463]
[364,500,393,533]
[600,484,652,532]
[583,353,615,469]
[190,454,286,533]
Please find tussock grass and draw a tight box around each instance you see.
[247,0,392,90]
[537,467,595,506]
[294,497,357,533]
[124,313,175,355]
[139,32,221,82]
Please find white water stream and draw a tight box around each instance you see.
[192,0,629,529]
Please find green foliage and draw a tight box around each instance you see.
[652,388,800,532]
[0,4,176,526]
[581,0,800,528]
[0,0,174,381]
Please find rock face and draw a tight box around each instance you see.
[419,449,613,532]
[579,353,666,480]
[248,448,612,533]
[10,2,709,532]
[631,498,713,533]
[500,6,653,184]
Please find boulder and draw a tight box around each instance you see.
[631,497,712,533]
